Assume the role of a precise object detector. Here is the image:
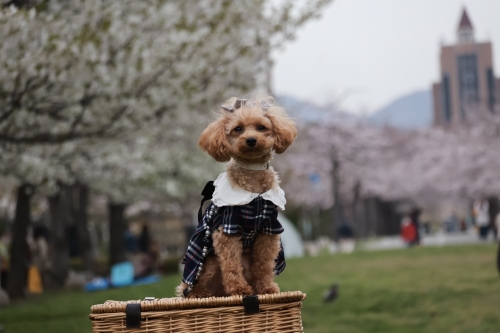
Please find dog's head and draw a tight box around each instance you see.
[199,96,297,163]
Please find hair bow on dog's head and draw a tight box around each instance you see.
[221,97,272,113]
[221,98,247,112]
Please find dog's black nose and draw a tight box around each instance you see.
[246,137,257,147]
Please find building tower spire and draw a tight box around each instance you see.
[457,8,474,44]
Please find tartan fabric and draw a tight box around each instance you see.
[182,196,286,286]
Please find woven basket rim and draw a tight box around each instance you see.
[91,291,306,314]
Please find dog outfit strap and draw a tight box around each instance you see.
[198,181,215,223]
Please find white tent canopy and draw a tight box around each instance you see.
[278,213,304,258]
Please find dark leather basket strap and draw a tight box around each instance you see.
[243,295,260,315]
[125,303,142,328]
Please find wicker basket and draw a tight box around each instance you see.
[89,291,306,332]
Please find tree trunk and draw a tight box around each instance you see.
[351,182,361,238]
[73,184,94,272]
[368,198,380,237]
[108,203,127,267]
[7,184,33,299]
[330,152,345,239]
[497,242,500,277]
[48,185,72,288]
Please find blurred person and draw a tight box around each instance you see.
[465,208,475,229]
[443,214,459,233]
[442,216,451,233]
[492,211,500,240]
[133,224,156,278]
[473,198,490,240]
[495,212,500,240]
[409,207,422,246]
[124,224,138,256]
[459,218,468,233]
[422,220,431,235]
[131,252,153,279]
[29,226,50,291]
[401,215,417,247]
[149,240,160,272]
[496,212,500,275]
[0,231,10,290]
[138,224,151,255]
[450,214,459,232]
[337,222,355,254]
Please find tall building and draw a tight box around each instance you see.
[432,9,500,126]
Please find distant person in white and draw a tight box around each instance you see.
[496,211,500,276]
[495,212,500,241]
[473,198,490,240]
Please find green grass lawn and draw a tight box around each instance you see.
[1,244,499,333]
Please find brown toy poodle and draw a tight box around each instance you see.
[176,96,297,298]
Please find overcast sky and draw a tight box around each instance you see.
[272,0,500,114]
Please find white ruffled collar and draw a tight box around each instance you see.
[212,172,286,210]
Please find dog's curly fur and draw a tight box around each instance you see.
[176,96,297,298]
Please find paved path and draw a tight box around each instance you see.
[362,229,497,251]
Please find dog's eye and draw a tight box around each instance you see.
[257,125,266,131]
[234,126,243,133]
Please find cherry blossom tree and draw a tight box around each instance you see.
[276,101,500,239]
[0,0,332,297]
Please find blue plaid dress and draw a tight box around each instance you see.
[181,196,286,291]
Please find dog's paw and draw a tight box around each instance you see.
[188,290,213,298]
[254,282,280,295]
[175,282,189,297]
[226,282,254,296]
[178,283,214,298]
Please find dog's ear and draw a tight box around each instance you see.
[266,108,297,154]
[199,117,232,162]
[260,96,275,111]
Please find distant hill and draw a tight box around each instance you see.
[277,91,432,130]
[276,95,356,125]
[368,90,432,129]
